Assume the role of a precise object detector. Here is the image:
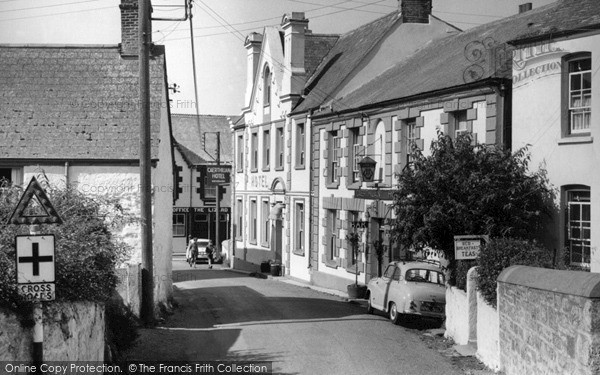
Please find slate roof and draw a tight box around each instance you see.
[332,0,599,112]
[510,0,600,44]
[292,11,401,114]
[171,114,234,164]
[0,45,165,160]
[304,33,340,80]
[174,140,204,166]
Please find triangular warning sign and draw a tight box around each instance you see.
[7,176,63,225]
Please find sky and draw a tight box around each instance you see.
[0,0,557,116]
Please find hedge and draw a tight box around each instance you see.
[476,237,553,307]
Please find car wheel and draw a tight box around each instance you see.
[366,294,374,314]
[389,302,401,325]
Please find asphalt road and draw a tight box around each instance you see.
[125,259,462,375]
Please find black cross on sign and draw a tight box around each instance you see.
[18,243,53,276]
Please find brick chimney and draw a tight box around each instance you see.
[244,32,263,107]
[280,12,309,105]
[399,0,432,24]
[519,3,533,13]
[120,0,151,56]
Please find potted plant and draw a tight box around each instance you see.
[346,232,367,299]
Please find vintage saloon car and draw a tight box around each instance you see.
[366,260,446,324]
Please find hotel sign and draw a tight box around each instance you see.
[206,166,231,185]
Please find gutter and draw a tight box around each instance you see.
[309,77,510,121]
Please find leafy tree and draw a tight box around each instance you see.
[391,132,555,285]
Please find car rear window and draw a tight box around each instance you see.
[197,240,210,247]
[405,269,445,285]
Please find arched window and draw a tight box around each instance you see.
[263,65,272,107]
[374,120,385,182]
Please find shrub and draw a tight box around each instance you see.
[391,132,555,288]
[476,237,553,307]
[0,178,135,317]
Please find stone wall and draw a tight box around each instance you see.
[498,265,600,375]
[0,302,104,361]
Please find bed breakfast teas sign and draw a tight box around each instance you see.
[454,235,489,260]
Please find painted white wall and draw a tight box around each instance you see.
[512,34,600,271]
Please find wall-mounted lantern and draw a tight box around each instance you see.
[358,156,377,183]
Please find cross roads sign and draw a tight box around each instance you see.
[16,234,56,301]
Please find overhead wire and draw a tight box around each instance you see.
[0,0,106,13]
[0,6,114,22]
[193,0,383,114]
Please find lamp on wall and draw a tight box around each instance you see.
[358,156,377,183]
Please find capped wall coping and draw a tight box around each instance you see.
[498,265,600,298]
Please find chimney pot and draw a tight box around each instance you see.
[519,3,533,13]
[399,0,432,24]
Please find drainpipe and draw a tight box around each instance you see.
[189,162,193,235]
[307,110,313,271]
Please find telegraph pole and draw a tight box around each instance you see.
[139,0,154,326]
[215,132,221,254]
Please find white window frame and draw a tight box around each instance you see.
[566,189,591,267]
[172,213,186,237]
[568,57,592,134]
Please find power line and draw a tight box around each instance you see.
[160,0,359,35]
[0,0,107,14]
[0,5,114,22]
[286,0,389,15]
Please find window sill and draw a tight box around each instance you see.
[326,181,340,189]
[292,248,305,256]
[275,166,284,171]
[345,263,363,275]
[250,168,258,173]
[347,182,361,190]
[262,167,270,172]
[294,164,306,170]
[558,136,593,145]
[321,253,339,269]
[249,240,257,245]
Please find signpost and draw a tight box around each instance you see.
[454,235,489,260]
[16,235,56,301]
[7,176,62,365]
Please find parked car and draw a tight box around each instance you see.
[194,239,222,263]
[366,260,446,325]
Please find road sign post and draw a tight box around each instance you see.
[7,176,62,365]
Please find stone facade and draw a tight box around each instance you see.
[0,302,104,361]
[498,265,600,375]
